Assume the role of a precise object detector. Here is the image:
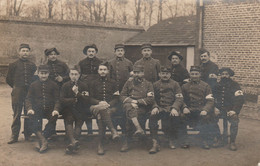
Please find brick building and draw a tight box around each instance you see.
[200,0,260,119]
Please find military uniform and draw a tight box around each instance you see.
[121,77,154,133]
[149,78,183,142]
[181,79,214,145]
[134,57,160,83]
[6,58,37,140]
[47,59,70,87]
[60,80,90,139]
[78,57,102,82]
[213,69,244,147]
[170,64,190,86]
[200,60,219,90]
[25,79,60,138]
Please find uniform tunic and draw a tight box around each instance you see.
[200,60,218,89]
[134,57,160,83]
[109,57,133,91]
[78,57,102,82]
[170,64,189,86]
[46,59,70,87]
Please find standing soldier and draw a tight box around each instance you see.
[134,43,160,83]
[168,51,189,86]
[78,44,102,135]
[120,65,155,152]
[26,65,60,153]
[45,47,70,88]
[60,66,90,154]
[149,66,183,154]
[213,68,244,151]
[6,43,37,144]
[181,66,215,149]
[199,48,219,90]
[108,44,133,134]
[88,62,120,155]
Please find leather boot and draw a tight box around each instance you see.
[97,141,105,155]
[229,142,237,151]
[169,139,176,149]
[111,128,120,141]
[149,139,160,154]
[202,141,210,150]
[39,139,48,153]
[7,137,18,144]
[120,136,129,152]
[100,109,120,140]
[132,117,144,136]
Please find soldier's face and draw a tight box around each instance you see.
[98,65,109,77]
[38,71,49,81]
[133,71,144,78]
[69,70,80,82]
[221,71,230,79]
[115,48,125,58]
[19,48,30,60]
[47,51,58,61]
[200,52,210,63]
[190,71,201,81]
[87,48,97,58]
[171,55,181,65]
[159,72,171,81]
[141,48,152,58]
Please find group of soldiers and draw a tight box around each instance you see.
[6,43,244,155]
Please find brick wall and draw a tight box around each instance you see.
[0,16,143,66]
[203,0,260,119]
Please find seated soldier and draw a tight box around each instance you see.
[180,66,214,149]
[120,65,155,152]
[149,66,183,154]
[26,65,60,153]
[60,65,90,154]
[88,62,120,155]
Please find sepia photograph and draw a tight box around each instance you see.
[0,0,259,165]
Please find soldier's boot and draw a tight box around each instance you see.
[202,140,210,150]
[36,131,48,153]
[97,141,105,155]
[120,136,129,152]
[169,139,176,149]
[131,117,144,136]
[7,136,18,144]
[149,139,160,154]
[66,124,80,152]
[100,110,120,141]
[229,142,237,151]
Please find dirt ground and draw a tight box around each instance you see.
[0,84,259,166]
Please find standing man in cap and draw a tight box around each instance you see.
[168,51,189,86]
[88,62,120,155]
[45,47,70,88]
[199,48,219,90]
[213,67,244,151]
[6,43,37,144]
[108,44,133,134]
[149,66,183,154]
[60,65,90,154]
[78,44,102,135]
[181,66,215,149]
[120,65,155,152]
[26,64,60,153]
[134,43,160,83]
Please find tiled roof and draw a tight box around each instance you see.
[125,15,196,46]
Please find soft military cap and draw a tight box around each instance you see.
[190,66,201,72]
[168,51,183,61]
[219,67,234,76]
[141,43,152,50]
[19,43,30,50]
[44,47,60,56]
[38,64,50,72]
[83,44,98,55]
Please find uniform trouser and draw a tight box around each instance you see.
[111,103,126,134]
[149,111,180,140]
[29,112,58,139]
[179,111,213,142]
[90,105,117,141]
[64,116,84,142]
[123,103,149,137]
[10,86,32,139]
[213,112,239,143]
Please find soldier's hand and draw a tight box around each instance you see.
[52,110,59,116]
[72,85,79,95]
[227,110,236,117]
[214,107,220,116]
[151,108,159,115]
[131,103,138,109]
[27,109,34,115]
[98,101,110,109]
[200,110,207,116]
[55,75,63,82]
[170,109,179,117]
[131,100,138,104]
[183,108,190,114]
